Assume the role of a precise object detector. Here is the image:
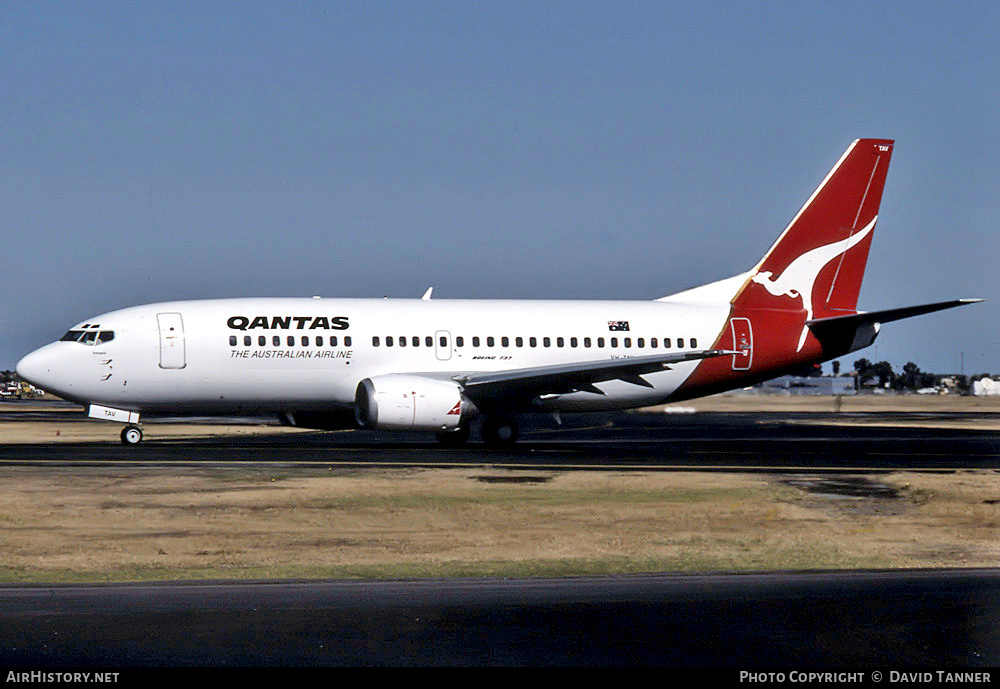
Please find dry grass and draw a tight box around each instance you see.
[1,466,998,583]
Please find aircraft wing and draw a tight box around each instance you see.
[454,349,736,405]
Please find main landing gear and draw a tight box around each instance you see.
[480,416,519,447]
[433,416,520,447]
[435,425,471,447]
[121,424,144,446]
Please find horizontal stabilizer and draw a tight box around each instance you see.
[807,299,983,330]
[806,299,983,358]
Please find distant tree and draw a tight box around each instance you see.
[872,361,896,388]
[853,358,875,389]
[901,361,922,390]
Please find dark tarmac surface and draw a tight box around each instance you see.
[2,570,999,667]
[2,409,999,471]
[2,408,999,667]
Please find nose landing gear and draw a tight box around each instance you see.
[121,424,144,446]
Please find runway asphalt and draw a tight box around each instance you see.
[2,569,999,667]
[2,409,999,470]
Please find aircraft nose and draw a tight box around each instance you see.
[16,344,60,389]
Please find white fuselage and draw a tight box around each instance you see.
[19,296,732,416]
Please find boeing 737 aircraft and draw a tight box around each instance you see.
[16,139,981,445]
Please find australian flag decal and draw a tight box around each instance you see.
[608,321,630,331]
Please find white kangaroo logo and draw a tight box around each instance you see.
[750,217,876,351]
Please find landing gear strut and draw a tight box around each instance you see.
[481,416,519,447]
[121,424,144,446]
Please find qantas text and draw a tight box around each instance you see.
[227,316,350,331]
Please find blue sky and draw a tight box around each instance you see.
[2,1,997,375]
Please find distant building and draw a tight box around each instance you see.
[756,376,856,396]
[972,378,999,396]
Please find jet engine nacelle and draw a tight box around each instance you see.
[354,374,466,431]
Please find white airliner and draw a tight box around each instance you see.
[16,139,981,445]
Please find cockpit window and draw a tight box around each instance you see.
[60,329,115,345]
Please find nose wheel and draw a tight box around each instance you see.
[121,424,144,446]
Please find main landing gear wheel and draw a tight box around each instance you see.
[121,425,143,446]
[435,425,471,446]
[481,416,519,447]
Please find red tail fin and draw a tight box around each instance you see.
[672,139,895,400]
[738,138,894,319]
